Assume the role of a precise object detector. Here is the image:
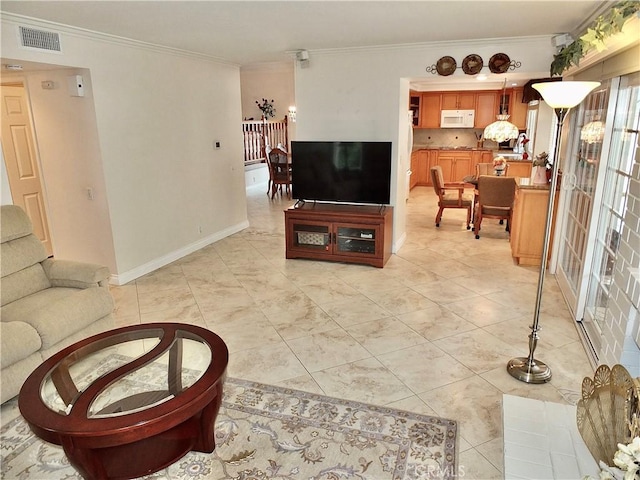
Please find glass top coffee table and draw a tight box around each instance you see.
[19,323,228,480]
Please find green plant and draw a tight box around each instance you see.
[256,98,275,118]
[550,1,640,76]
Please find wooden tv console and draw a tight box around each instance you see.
[285,202,393,268]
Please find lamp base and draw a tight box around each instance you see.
[507,357,552,384]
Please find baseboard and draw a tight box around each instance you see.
[109,220,250,285]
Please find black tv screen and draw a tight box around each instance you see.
[291,141,392,205]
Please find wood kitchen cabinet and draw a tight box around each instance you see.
[441,92,475,110]
[509,88,528,129]
[475,91,498,128]
[426,150,439,185]
[510,184,558,266]
[437,151,472,182]
[420,93,441,128]
[410,151,425,188]
[409,91,421,127]
[506,161,533,179]
[471,150,494,173]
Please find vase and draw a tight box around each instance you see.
[533,166,548,185]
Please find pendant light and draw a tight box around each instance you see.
[580,120,605,144]
[483,79,519,143]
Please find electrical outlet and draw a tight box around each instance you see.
[198,225,202,234]
[86,187,94,200]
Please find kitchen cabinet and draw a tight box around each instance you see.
[412,149,493,186]
[426,150,439,185]
[471,150,494,174]
[409,91,421,127]
[506,161,532,179]
[420,93,441,128]
[509,88,528,129]
[510,183,558,266]
[441,92,475,110]
[410,149,432,188]
[437,151,472,182]
[475,91,498,128]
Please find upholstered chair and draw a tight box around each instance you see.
[473,175,516,239]
[430,166,473,230]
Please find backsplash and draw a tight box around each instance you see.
[413,128,506,150]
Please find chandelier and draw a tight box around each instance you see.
[580,120,604,144]
[483,79,519,142]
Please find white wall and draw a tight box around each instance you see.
[2,68,117,272]
[294,37,555,250]
[240,62,295,123]
[1,14,247,283]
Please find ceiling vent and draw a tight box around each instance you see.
[19,26,61,52]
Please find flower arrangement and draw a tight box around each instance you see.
[533,152,550,168]
[256,98,276,118]
[493,156,507,170]
[584,437,640,480]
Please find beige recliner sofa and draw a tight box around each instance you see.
[1,205,115,403]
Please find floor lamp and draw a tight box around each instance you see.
[507,81,600,384]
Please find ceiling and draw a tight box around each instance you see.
[1,1,610,89]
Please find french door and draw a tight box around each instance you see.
[581,72,639,359]
[556,73,639,363]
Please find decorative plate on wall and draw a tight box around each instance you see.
[489,53,511,73]
[436,56,457,76]
[462,54,483,75]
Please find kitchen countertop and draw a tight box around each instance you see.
[412,146,528,161]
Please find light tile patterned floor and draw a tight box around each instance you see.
[109,185,595,479]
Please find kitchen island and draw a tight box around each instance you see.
[510,179,558,266]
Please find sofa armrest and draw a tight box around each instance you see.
[42,258,111,288]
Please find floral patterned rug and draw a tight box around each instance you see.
[1,377,457,479]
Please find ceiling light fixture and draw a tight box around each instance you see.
[483,79,519,142]
[580,120,605,144]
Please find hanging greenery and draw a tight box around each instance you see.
[550,1,640,76]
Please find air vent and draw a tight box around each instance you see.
[19,26,61,52]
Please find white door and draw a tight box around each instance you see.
[581,73,639,360]
[0,84,53,256]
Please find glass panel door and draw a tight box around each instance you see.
[582,72,640,359]
[554,79,615,361]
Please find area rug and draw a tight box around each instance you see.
[1,377,458,479]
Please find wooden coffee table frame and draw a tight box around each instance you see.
[19,323,228,480]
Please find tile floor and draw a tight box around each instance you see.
[109,185,594,478]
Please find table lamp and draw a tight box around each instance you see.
[507,81,600,383]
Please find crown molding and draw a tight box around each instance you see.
[302,34,554,57]
[0,12,239,67]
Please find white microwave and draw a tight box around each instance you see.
[440,109,475,128]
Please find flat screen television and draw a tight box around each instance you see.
[291,141,392,205]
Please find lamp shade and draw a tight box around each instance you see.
[483,114,519,142]
[532,81,600,108]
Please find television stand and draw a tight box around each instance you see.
[285,203,393,268]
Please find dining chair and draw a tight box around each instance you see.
[473,175,516,239]
[430,165,473,229]
[266,147,291,199]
